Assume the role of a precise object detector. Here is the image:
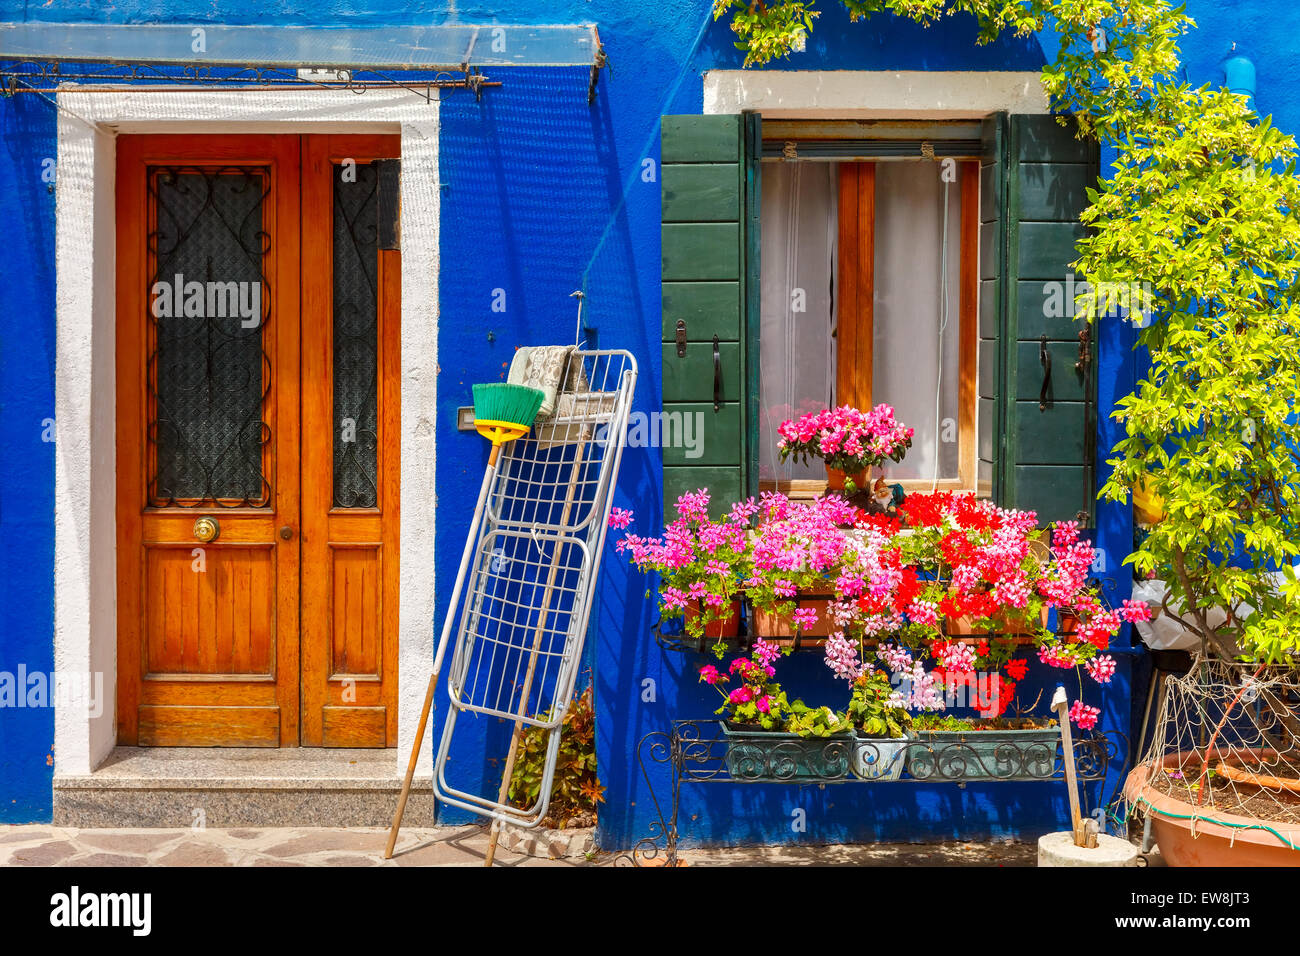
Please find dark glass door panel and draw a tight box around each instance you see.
[148,166,270,506]
[331,161,379,509]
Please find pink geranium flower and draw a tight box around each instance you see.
[1069,701,1101,730]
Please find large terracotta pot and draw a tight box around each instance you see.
[1124,749,1300,866]
[824,465,869,492]
[684,599,741,639]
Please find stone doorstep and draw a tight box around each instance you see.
[496,825,596,860]
[53,746,434,828]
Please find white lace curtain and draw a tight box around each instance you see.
[759,160,964,484]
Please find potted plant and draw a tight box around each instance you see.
[744,493,860,643]
[785,701,855,739]
[615,491,749,646]
[777,404,913,493]
[700,640,852,780]
[845,668,913,781]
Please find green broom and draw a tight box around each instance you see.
[385,381,545,859]
[472,383,547,459]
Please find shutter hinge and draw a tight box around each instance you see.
[1076,326,1091,373]
[675,320,687,358]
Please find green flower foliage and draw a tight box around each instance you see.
[507,684,604,826]
[716,0,1300,663]
[785,700,856,736]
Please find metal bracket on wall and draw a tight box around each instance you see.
[675,320,687,358]
[588,42,608,105]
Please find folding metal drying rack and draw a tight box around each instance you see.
[432,349,637,828]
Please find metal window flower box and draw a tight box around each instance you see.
[906,723,1061,780]
[721,721,854,781]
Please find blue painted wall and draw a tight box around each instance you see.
[0,89,57,822]
[0,1,1291,846]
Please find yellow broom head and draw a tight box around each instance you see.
[472,383,546,445]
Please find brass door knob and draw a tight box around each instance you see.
[279,525,294,540]
[193,516,219,543]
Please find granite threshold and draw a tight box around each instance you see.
[53,747,435,828]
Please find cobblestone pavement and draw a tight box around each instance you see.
[0,825,583,867]
[0,825,1051,866]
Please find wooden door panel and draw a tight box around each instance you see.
[139,705,280,748]
[117,134,301,747]
[329,543,384,678]
[142,545,275,677]
[300,134,401,747]
[321,706,388,748]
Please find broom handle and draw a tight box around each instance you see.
[1053,695,1085,845]
[385,444,503,860]
[485,441,587,866]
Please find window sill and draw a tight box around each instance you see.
[760,478,976,500]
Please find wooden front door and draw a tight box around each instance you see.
[115,133,401,748]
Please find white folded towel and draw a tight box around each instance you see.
[506,345,577,418]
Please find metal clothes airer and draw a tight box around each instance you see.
[385,339,637,863]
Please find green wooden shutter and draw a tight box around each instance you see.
[993,114,1100,525]
[660,113,760,517]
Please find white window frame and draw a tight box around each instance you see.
[705,69,1048,499]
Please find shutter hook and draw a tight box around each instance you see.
[1076,326,1091,373]
[712,334,722,412]
[1039,334,1053,411]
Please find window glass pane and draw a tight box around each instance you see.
[758,162,838,482]
[872,162,963,482]
[150,167,268,506]
[332,161,380,508]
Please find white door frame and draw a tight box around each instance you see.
[53,87,440,776]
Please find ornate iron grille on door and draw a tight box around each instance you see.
[331,161,380,509]
[146,165,272,507]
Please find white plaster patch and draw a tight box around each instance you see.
[54,88,439,777]
[703,70,1050,117]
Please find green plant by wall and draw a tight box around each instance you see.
[507,684,605,828]
[714,0,1300,663]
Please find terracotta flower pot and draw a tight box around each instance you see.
[824,465,869,492]
[945,605,1049,636]
[1124,749,1300,866]
[685,599,741,639]
[751,592,834,643]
